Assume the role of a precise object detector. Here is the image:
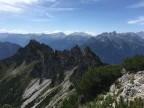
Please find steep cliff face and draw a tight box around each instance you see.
[0,39,102,108]
[29,42,103,80]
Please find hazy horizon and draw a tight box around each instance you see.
[0,31,143,36]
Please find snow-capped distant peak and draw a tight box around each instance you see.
[47,32,66,38]
[137,31,144,39]
[69,32,93,37]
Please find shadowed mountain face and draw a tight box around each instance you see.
[1,39,102,79]
[0,40,103,107]
[84,32,144,64]
[0,42,21,60]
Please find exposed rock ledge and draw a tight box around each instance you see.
[110,70,144,100]
[21,67,77,108]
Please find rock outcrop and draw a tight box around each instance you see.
[109,70,144,101]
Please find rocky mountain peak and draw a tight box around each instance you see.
[25,39,53,52]
[11,39,54,64]
[71,45,82,56]
[137,31,144,39]
[28,39,40,45]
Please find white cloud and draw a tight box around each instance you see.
[0,28,28,34]
[127,16,144,25]
[0,28,96,35]
[0,0,59,13]
[0,0,56,5]
[47,7,75,11]
[81,0,99,3]
[50,1,61,8]
[0,0,38,5]
[81,0,99,2]
[0,0,77,26]
[0,0,39,12]
[0,0,75,17]
[128,0,144,8]
[43,30,76,35]
[0,4,22,12]
[85,31,96,35]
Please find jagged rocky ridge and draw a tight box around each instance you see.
[84,31,144,64]
[0,39,103,108]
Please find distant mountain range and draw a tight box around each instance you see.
[0,32,92,50]
[0,31,144,64]
[84,31,144,64]
[137,31,144,39]
[0,42,21,60]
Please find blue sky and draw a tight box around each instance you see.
[0,0,143,35]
